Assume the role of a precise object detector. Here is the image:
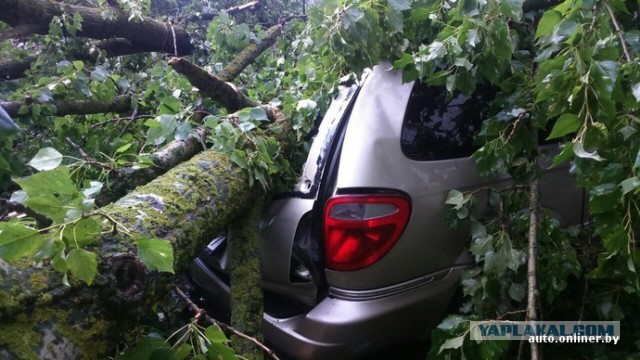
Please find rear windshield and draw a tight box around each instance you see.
[401,81,494,161]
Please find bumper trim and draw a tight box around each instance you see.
[328,267,451,301]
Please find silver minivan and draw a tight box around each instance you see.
[188,63,583,358]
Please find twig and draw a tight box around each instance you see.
[64,137,114,170]
[90,114,153,129]
[174,287,280,360]
[496,309,527,320]
[0,198,52,228]
[604,0,632,62]
[118,104,141,137]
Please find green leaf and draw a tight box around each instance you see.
[536,10,562,38]
[546,113,581,140]
[0,222,44,261]
[438,335,465,354]
[393,53,414,69]
[249,107,268,121]
[204,325,229,344]
[14,167,77,197]
[620,176,640,195]
[590,60,618,96]
[387,7,404,33]
[90,66,109,82]
[501,0,524,19]
[136,237,175,273]
[24,194,64,223]
[634,148,640,169]
[230,149,248,169]
[462,0,479,16]
[67,248,98,285]
[509,283,525,302]
[445,190,464,207]
[388,0,411,11]
[159,96,181,115]
[426,41,446,62]
[65,218,102,247]
[27,147,63,171]
[118,335,168,360]
[208,343,237,360]
[550,142,574,168]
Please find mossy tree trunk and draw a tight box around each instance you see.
[229,200,265,359]
[0,148,271,359]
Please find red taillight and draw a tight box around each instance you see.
[323,194,411,271]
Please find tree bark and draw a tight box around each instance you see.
[229,201,264,359]
[0,0,194,55]
[0,58,35,81]
[0,96,132,118]
[217,25,282,83]
[168,57,260,113]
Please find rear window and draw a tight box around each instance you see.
[401,81,494,161]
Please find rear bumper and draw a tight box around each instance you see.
[189,259,467,359]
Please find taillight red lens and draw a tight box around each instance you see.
[323,194,411,271]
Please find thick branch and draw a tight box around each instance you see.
[95,127,208,206]
[0,57,35,80]
[0,95,132,118]
[168,57,259,113]
[0,38,169,81]
[0,0,194,55]
[0,199,52,228]
[0,24,43,41]
[217,25,282,82]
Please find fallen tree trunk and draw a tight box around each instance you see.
[0,141,288,358]
[0,0,194,56]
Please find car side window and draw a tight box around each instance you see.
[401,81,494,161]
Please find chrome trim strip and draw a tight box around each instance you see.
[328,267,457,301]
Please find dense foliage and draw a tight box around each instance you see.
[1,0,639,358]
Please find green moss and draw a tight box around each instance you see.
[0,314,42,360]
[229,203,264,360]
[0,300,114,359]
[29,272,49,293]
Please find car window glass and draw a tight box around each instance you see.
[401,81,494,160]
